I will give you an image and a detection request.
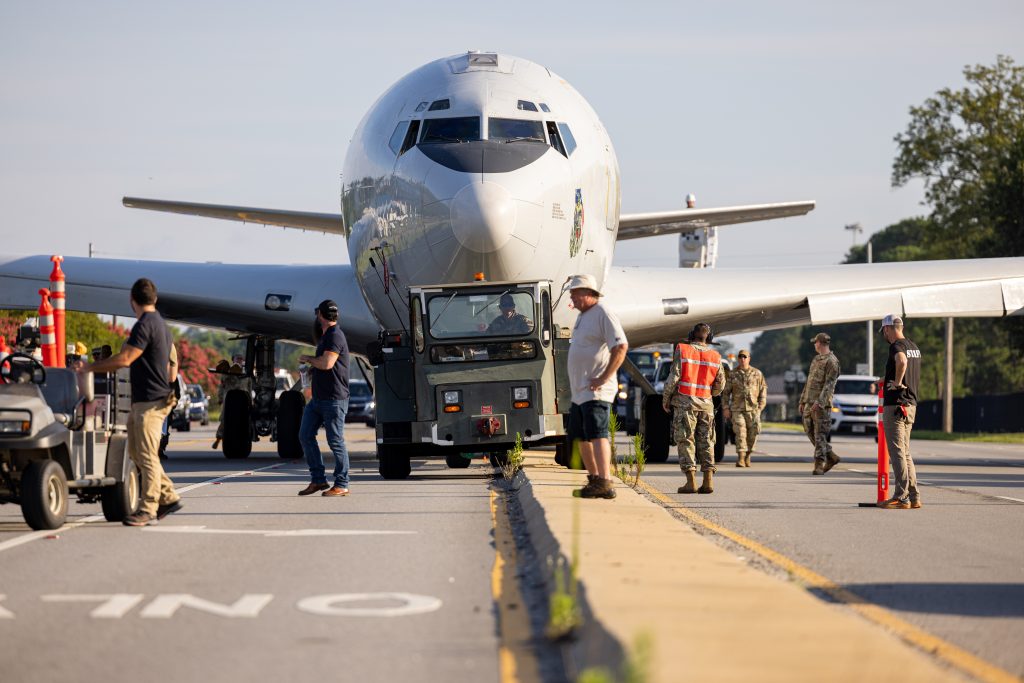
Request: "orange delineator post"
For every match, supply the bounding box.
[49,255,66,367]
[38,288,58,368]
[876,387,890,503]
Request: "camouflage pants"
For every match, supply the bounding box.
[732,410,760,455]
[801,406,835,462]
[671,397,716,473]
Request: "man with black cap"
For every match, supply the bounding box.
[721,348,766,467]
[296,299,352,497]
[799,332,841,475]
[877,314,923,509]
[487,292,534,335]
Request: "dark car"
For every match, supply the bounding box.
[168,374,193,432]
[346,379,375,426]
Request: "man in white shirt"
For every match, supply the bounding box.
[566,274,629,499]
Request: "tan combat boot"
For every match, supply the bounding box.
[735,453,744,468]
[677,471,698,494]
[812,461,824,475]
[744,451,752,467]
[698,470,714,494]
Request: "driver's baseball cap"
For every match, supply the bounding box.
[878,313,903,331]
[317,299,339,321]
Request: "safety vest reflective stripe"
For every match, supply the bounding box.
[675,343,721,399]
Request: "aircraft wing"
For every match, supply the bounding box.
[617,201,816,240]
[602,257,1024,347]
[122,197,346,235]
[0,255,380,351]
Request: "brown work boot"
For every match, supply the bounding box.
[698,470,714,494]
[910,499,923,509]
[822,452,841,473]
[298,482,330,496]
[877,498,911,509]
[322,486,350,497]
[572,475,598,498]
[677,470,698,494]
[812,461,825,475]
[580,477,616,499]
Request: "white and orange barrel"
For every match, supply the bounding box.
[38,288,58,368]
[49,255,66,367]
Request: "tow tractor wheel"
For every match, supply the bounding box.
[276,390,305,459]
[222,389,253,459]
[101,458,140,522]
[641,395,670,464]
[21,459,68,531]
[377,444,411,480]
[445,453,471,469]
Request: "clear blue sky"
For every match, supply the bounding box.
[2,1,1021,345]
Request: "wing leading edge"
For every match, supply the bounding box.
[602,258,1024,347]
[617,201,816,240]
[0,255,379,350]
[122,197,346,235]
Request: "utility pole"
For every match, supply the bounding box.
[944,317,954,433]
[866,240,873,377]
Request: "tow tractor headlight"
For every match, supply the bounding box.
[512,386,530,409]
[443,390,462,413]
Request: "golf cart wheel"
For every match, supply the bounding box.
[101,459,140,522]
[21,459,68,530]
[445,453,471,469]
[222,389,252,459]
[377,444,411,480]
[276,390,305,459]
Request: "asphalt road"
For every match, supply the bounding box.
[640,428,1024,677]
[0,423,504,683]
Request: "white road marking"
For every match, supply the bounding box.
[41,593,144,618]
[296,592,442,617]
[140,593,274,618]
[0,462,283,555]
[144,526,416,537]
[995,495,1024,504]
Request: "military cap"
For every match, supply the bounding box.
[809,332,831,345]
[878,313,904,331]
[215,359,231,373]
[737,349,750,358]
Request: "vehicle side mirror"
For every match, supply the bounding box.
[78,371,95,403]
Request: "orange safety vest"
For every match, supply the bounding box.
[675,343,721,399]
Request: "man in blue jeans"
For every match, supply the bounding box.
[297,299,351,497]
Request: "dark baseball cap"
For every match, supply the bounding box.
[499,293,515,308]
[317,299,339,321]
[810,332,831,345]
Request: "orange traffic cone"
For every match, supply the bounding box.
[38,288,58,368]
[49,255,66,367]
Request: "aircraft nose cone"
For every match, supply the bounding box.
[450,182,517,253]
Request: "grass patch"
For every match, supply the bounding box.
[578,631,654,683]
[497,432,525,480]
[616,433,646,489]
[911,431,1024,443]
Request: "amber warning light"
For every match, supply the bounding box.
[474,272,485,281]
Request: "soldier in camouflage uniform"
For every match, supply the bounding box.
[212,354,253,450]
[799,333,841,475]
[721,349,767,467]
[662,323,726,494]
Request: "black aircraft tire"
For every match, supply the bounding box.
[378,444,411,480]
[101,459,139,522]
[21,459,68,531]
[445,453,471,469]
[276,390,305,459]
[222,390,252,459]
[642,395,670,464]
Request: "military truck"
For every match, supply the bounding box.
[368,280,571,479]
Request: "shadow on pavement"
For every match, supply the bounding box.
[823,583,1024,617]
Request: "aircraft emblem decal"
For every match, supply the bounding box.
[570,188,584,257]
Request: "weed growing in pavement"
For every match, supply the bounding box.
[608,413,619,470]
[616,433,646,489]
[497,432,525,481]
[545,555,581,640]
[577,631,654,683]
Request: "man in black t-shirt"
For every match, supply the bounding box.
[877,314,923,510]
[81,278,182,526]
[296,299,352,497]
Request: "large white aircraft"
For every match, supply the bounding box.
[1,50,1021,369]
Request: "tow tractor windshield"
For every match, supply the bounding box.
[428,290,535,339]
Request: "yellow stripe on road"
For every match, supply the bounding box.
[490,489,539,683]
[635,480,1020,683]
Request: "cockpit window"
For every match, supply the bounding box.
[388,121,409,155]
[414,101,428,112]
[428,98,450,111]
[489,118,545,144]
[556,122,577,155]
[539,103,551,113]
[420,117,481,144]
[517,100,538,112]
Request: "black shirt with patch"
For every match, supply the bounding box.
[125,311,172,404]
[884,337,921,406]
[312,324,350,401]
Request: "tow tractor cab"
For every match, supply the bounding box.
[371,280,569,479]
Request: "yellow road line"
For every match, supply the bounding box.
[490,490,539,683]
[635,479,1020,683]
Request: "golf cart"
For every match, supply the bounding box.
[0,352,140,530]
